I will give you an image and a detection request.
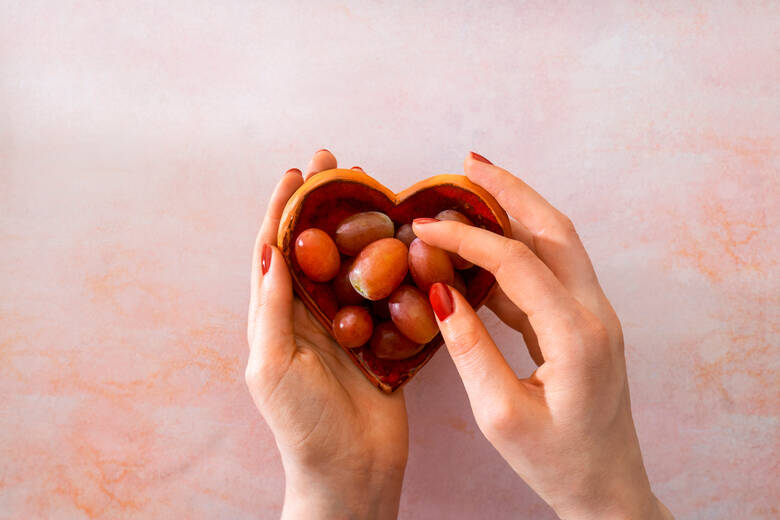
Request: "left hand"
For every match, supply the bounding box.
[246,150,408,520]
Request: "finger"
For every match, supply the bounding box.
[491,217,546,365]
[492,218,550,358]
[351,166,364,171]
[304,149,337,180]
[509,218,536,254]
[413,219,578,362]
[250,169,303,341]
[479,172,620,341]
[429,282,532,432]
[259,169,304,246]
[247,244,295,385]
[464,153,604,308]
[485,286,543,365]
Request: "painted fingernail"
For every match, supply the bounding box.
[470,151,493,165]
[316,148,330,154]
[351,166,363,171]
[429,282,454,321]
[413,217,439,225]
[261,244,272,275]
[286,168,302,176]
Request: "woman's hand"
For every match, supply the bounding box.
[413,153,673,520]
[246,150,408,520]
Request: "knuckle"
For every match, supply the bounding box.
[506,239,532,259]
[560,312,611,365]
[244,363,262,389]
[580,316,614,367]
[453,227,472,255]
[245,352,282,393]
[586,318,610,346]
[541,212,579,241]
[479,398,519,438]
[255,286,282,317]
[245,358,287,409]
[244,345,279,391]
[256,289,271,311]
[605,313,625,354]
[495,240,534,276]
[558,215,578,236]
[492,184,511,206]
[447,327,485,367]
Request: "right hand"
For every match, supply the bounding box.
[412,153,673,520]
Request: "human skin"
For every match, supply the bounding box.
[246,150,673,519]
[414,153,674,520]
[246,150,407,519]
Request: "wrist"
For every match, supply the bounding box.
[550,409,672,520]
[281,459,405,520]
[556,479,670,520]
[551,441,668,519]
[586,492,672,520]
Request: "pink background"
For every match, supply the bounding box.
[2,2,778,518]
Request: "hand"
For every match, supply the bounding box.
[413,153,673,520]
[246,150,408,520]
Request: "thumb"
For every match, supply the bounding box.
[246,243,296,396]
[429,283,527,428]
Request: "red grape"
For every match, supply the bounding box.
[451,271,467,296]
[349,238,408,300]
[435,209,472,224]
[435,209,474,269]
[332,261,365,305]
[332,306,373,348]
[334,211,394,255]
[408,238,454,293]
[395,223,416,247]
[371,298,391,320]
[388,285,439,343]
[369,321,424,360]
[294,228,340,282]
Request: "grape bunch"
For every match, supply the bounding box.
[293,210,475,360]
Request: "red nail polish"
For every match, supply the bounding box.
[351,166,364,171]
[316,148,330,154]
[286,168,302,176]
[413,217,439,225]
[261,244,272,275]
[470,151,493,165]
[429,282,454,321]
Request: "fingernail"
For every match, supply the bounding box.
[286,168,302,176]
[470,151,493,165]
[413,217,439,225]
[261,244,272,275]
[429,282,454,321]
[316,148,330,154]
[351,166,363,171]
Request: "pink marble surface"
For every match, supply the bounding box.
[2,2,778,518]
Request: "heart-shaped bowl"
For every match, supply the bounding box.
[277,169,510,392]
